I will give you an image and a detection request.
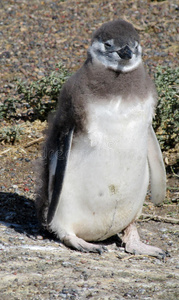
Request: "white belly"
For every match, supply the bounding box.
[50,97,153,241]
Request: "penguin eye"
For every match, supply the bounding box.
[135,41,138,49]
[104,42,112,49]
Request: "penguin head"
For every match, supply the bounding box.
[89,19,142,72]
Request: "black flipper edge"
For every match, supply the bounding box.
[47,128,74,224]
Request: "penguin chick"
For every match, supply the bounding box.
[36,19,166,258]
[89,19,142,72]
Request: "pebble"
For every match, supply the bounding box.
[0,1,178,300]
[138,288,146,294]
[12,185,18,189]
[61,261,73,267]
[0,243,6,250]
[160,228,168,232]
[161,234,168,239]
[171,198,178,203]
[36,235,43,240]
[58,293,67,299]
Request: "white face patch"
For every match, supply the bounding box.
[89,40,142,72]
[119,44,142,72]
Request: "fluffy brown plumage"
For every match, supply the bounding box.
[35,19,165,258]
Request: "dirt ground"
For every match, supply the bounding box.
[0,0,179,299]
[0,156,179,299]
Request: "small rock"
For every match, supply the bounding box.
[160,228,168,232]
[12,185,18,189]
[0,243,6,250]
[61,262,72,267]
[25,158,31,162]
[36,235,43,240]
[138,288,146,294]
[171,198,178,203]
[58,293,67,299]
[161,234,168,239]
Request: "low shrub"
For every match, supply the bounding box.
[0,64,178,151]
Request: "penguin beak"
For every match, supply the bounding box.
[117,45,133,60]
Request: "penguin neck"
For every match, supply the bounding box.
[83,57,148,100]
[85,54,145,79]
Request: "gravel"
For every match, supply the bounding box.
[0,0,178,299]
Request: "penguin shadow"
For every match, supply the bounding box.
[95,234,123,249]
[0,192,54,240]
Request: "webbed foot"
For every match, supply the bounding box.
[63,234,107,254]
[122,223,166,259]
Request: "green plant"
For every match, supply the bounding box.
[0,63,70,121]
[0,124,24,144]
[0,64,178,151]
[0,97,20,120]
[153,66,179,150]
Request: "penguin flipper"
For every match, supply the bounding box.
[47,128,74,224]
[147,125,166,204]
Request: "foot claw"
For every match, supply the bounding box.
[165,250,170,257]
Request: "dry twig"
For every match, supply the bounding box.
[24,137,44,148]
[117,254,155,261]
[0,148,12,156]
[140,214,179,224]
